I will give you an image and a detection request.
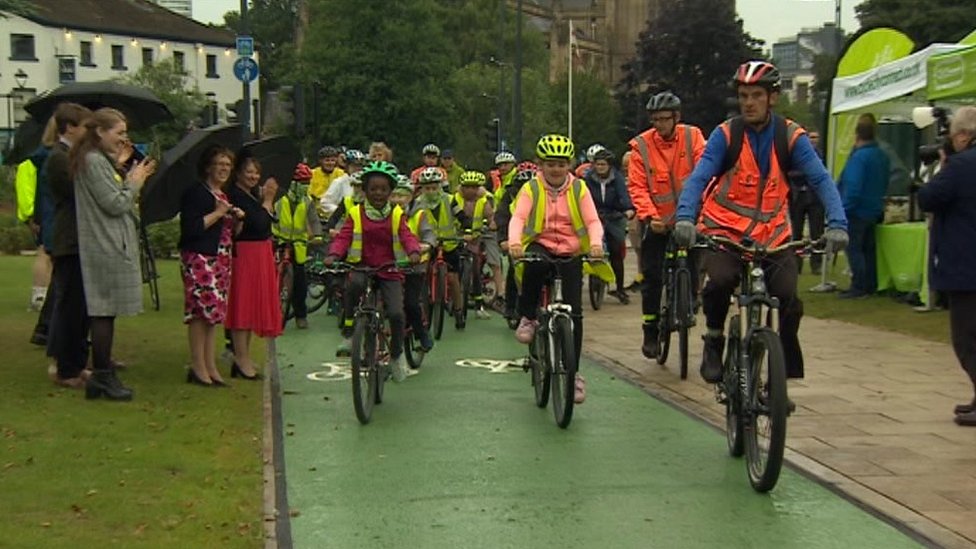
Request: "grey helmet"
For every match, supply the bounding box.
[645,91,682,113]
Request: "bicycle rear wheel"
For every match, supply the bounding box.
[744,328,788,493]
[432,265,447,340]
[459,256,471,326]
[588,275,605,311]
[305,274,328,315]
[279,263,294,327]
[725,316,745,457]
[404,331,425,369]
[350,318,377,424]
[550,315,578,429]
[676,270,692,379]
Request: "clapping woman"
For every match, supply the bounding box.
[70,108,156,401]
[225,153,281,379]
[179,145,242,387]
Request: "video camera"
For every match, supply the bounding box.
[912,106,953,165]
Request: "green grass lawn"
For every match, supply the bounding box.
[797,257,950,344]
[0,256,263,548]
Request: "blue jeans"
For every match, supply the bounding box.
[847,216,877,294]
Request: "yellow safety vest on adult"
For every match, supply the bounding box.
[346,204,407,264]
[273,192,311,264]
[454,192,489,232]
[309,166,346,200]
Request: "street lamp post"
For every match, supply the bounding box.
[2,69,28,134]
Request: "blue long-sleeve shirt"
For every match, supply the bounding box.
[839,141,889,220]
[676,115,847,231]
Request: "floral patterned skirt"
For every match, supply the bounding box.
[181,245,232,325]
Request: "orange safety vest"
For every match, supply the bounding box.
[629,124,701,225]
[698,119,804,247]
[574,162,591,178]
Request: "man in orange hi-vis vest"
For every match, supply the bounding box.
[674,61,849,390]
[627,91,705,360]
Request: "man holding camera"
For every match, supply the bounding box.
[917,106,976,426]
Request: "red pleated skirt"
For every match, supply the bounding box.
[225,240,283,337]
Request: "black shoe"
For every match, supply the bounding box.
[30,331,47,346]
[641,323,660,359]
[455,310,465,330]
[609,289,630,305]
[955,411,976,426]
[186,369,214,387]
[625,278,643,292]
[700,335,725,383]
[231,363,263,381]
[838,289,869,299]
[86,370,133,401]
[954,398,976,415]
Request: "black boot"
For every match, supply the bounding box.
[700,334,726,383]
[85,369,134,401]
[641,322,660,359]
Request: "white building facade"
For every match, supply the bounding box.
[0,0,254,134]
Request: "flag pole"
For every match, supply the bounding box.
[568,19,573,141]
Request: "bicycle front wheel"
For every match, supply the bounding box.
[350,318,377,425]
[305,275,328,315]
[432,265,447,340]
[744,328,788,492]
[530,330,551,408]
[656,282,671,366]
[725,316,745,457]
[550,315,578,429]
[588,275,605,311]
[676,269,692,379]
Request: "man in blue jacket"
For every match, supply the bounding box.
[838,114,889,298]
[917,106,976,425]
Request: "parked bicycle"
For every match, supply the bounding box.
[518,253,595,429]
[700,234,819,493]
[658,234,697,378]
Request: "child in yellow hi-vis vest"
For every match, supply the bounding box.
[325,161,421,382]
[455,170,496,319]
[508,134,604,404]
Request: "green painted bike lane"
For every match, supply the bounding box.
[274,312,923,549]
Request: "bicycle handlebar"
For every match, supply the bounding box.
[515,253,603,265]
[322,262,405,275]
[700,235,825,256]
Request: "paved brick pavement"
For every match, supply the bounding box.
[583,273,976,548]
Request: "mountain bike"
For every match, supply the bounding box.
[701,235,818,493]
[519,253,595,429]
[427,237,464,340]
[657,234,696,379]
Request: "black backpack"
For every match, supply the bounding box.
[719,115,794,178]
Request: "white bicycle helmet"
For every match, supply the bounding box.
[585,143,606,163]
[494,151,516,165]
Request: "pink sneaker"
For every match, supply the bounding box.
[574,375,586,404]
[514,317,538,344]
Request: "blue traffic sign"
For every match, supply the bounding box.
[233,57,259,83]
[236,36,254,57]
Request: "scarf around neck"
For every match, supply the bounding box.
[364,201,392,221]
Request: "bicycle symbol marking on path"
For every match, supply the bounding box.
[306,362,353,382]
[454,358,527,373]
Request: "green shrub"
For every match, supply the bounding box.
[0,213,34,254]
[145,219,180,259]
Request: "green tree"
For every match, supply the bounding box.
[121,59,207,149]
[617,0,762,137]
[0,0,32,16]
[550,71,624,158]
[855,0,976,45]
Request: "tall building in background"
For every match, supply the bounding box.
[151,0,193,19]
[771,22,844,102]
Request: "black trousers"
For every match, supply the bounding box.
[702,248,806,379]
[505,260,518,314]
[606,226,627,293]
[48,254,90,378]
[342,272,405,359]
[788,188,825,272]
[291,261,308,319]
[33,278,55,338]
[949,292,976,391]
[517,243,584,370]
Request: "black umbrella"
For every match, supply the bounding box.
[240,135,301,199]
[25,81,173,130]
[140,124,244,225]
[2,117,45,166]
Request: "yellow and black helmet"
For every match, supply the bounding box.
[459,170,487,186]
[535,133,575,160]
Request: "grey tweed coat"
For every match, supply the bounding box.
[75,150,143,317]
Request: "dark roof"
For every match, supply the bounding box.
[23,0,235,47]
